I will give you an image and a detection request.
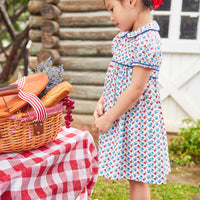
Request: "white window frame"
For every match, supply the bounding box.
[153,0,200,53]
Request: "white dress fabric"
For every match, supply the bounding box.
[98,21,171,185]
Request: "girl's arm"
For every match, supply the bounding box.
[93,94,104,120]
[94,66,152,133]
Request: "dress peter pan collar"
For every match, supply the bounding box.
[119,21,160,39]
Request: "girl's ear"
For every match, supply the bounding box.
[129,0,137,8]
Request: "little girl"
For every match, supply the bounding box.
[93,0,171,199]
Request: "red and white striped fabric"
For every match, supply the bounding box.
[16,76,47,122]
[0,127,98,200]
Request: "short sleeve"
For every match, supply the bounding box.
[130,31,162,70]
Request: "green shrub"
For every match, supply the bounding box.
[169,119,200,166]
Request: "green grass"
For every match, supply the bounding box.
[90,176,200,200]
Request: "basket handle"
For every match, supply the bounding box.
[16,76,47,122]
[0,84,18,97]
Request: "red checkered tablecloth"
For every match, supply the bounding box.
[0,127,98,200]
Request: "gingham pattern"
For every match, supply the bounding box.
[0,127,98,200]
[98,21,170,185]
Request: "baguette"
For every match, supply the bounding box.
[40,81,72,107]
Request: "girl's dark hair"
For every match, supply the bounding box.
[142,0,154,10]
[107,0,154,10]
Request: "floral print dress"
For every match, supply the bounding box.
[98,21,171,185]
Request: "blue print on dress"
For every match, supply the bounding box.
[98,21,170,185]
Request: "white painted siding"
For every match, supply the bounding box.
[159,47,200,132]
[152,0,200,132]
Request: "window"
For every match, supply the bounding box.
[182,0,199,12]
[180,16,198,39]
[153,15,170,38]
[180,0,199,39]
[153,0,200,40]
[153,0,171,38]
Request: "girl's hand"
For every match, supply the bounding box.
[93,101,104,120]
[94,114,113,134]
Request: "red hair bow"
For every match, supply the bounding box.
[152,0,163,10]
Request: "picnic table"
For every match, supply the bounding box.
[0,127,98,200]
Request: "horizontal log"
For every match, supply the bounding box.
[28,1,44,14]
[69,85,103,100]
[29,12,114,29]
[41,3,61,20]
[59,12,113,27]
[29,28,118,42]
[63,71,105,85]
[59,27,119,40]
[29,29,42,42]
[72,99,97,115]
[41,20,60,35]
[29,42,42,56]
[60,57,110,71]
[28,28,118,42]
[70,114,94,127]
[29,16,44,28]
[37,49,60,64]
[58,0,105,12]
[44,0,60,4]
[41,35,59,48]
[28,56,39,69]
[30,40,112,57]
[59,40,112,57]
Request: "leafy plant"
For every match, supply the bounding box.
[0,0,29,48]
[0,0,30,82]
[169,119,200,166]
[32,57,64,97]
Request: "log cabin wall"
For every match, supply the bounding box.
[29,0,200,133]
[28,0,117,126]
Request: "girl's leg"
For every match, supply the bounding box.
[128,180,150,200]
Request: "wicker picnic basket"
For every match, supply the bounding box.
[0,103,63,154]
[0,73,71,154]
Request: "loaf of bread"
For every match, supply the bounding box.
[40,81,72,107]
